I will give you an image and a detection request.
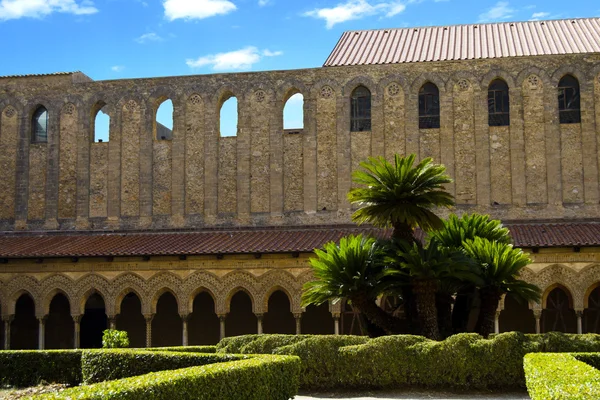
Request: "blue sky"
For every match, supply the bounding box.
[1,0,598,139]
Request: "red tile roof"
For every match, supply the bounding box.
[0,222,598,259]
[324,18,600,67]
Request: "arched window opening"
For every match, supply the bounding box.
[46,293,74,349]
[499,293,535,333]
[263,290,295,334]
[225,291,256,337]
[541,287,576,333]
[116,292,146,348]
[283,93,304,133]
[340,299,368,335]
[32,106,48,143]
[189,292,220,345]
[558,75,581,124]
[11,294,38,349]
[301,303,334,334]
[419,83,440,129]
[80,293,107,348]
[94,108,110,143]
[488,79,510,126]
[156,99,174,140]
[152,292,182,347]
[220,97,238,137]
[584,286,600,333]
[350,86,371,132]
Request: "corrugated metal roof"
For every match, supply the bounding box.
[0,222,598,259]
[324,18,600,66]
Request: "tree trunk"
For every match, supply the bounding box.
[452,286,476,334]
[436,291,454,339]
[401,285,419,334]
[475,287,502,337]
[350,292,404,335]
[392,222,415,244]
[412,279,440,340]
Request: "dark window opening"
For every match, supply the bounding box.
[558,75,581,124]
[350,86,371,132]
[419,83,440,129]
[488,79,510,126]
[32,106,48,143]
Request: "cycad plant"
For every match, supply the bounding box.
[348,154,454,243]
[301,234,403,334]
[462,237,541,337]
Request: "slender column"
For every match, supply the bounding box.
[144,314,154,348]
[533,309,542,334]
[576,310,583,334]
[218,314,227,340]
[494,311,501,334]
[3,316,13,350]
[333,313,340,335]
[256,314,263,334]
[294,313,302,335]
[38,316,47,350]
[108,317,117,330]
[73,315,81,349]
[181,314,189,346]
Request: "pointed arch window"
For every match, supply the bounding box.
[488,79,510,126]
[350,86,371,132]
[418,83,440,129]
[558,75,581,124]
[32,106,48,143]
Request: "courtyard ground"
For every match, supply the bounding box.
[295,389,530,400]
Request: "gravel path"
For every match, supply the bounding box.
[294,389,530,400]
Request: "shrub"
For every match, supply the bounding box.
[524,353,600,399]
[215,334,263,353]
[147,345,217,353]
[81,349,241,384]
[34,354,301,400]
[0,350,82,387]
[102,329,129,349]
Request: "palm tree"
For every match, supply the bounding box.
[301,234,403,334]
[462,237,541,337]
[385,239,479,340]
[430,213,512,334]
[347,154,455,244]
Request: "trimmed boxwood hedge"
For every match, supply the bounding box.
[147,345,217,353]
[0,350,82,387]
[33,354,301,400]
[82,349,242,383]
[224,332,600,390]
[524,353,600,399]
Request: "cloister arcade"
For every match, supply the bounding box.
[1,262,599,349]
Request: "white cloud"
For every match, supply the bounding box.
[258,0,270,6]
[530,11,550,20]
[163,0,236,21]
[0,0,97,21]
[111,65,125,72]
[478,1,514,22]
[186,46,282,71]
[303,0,407,29]
[135,32,164,44]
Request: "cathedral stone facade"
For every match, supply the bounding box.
[1,18,600,349]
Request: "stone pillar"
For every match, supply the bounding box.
[533,309,542,334]
[576,310,583,334]
[294,313,302,335]
[38,316,47,350]
[108,317,116,330]
[218,315,227,340]
[144,314,154,348]
[333,313,340,335]
[181,314,189,346]
[73,315,81,349]
[3,316,13,350]
[256,314,263,335]
[494,311,501,334]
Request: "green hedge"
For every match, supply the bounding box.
[146,345,217,353]
[219,332,600,390]
[524,353,600,399]
[0,350,82,387]
[33,354,301,400]
[82,349,241,383]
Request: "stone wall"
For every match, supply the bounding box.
[1,54,600,231]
